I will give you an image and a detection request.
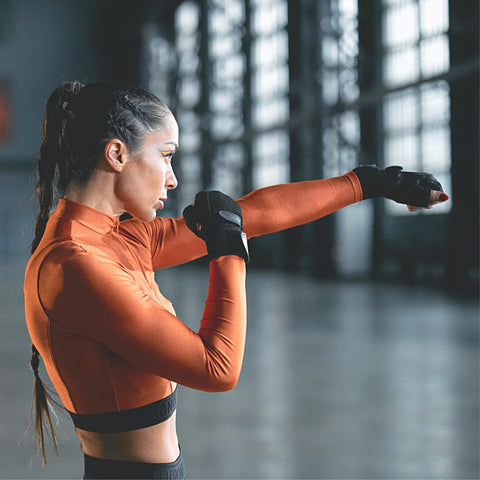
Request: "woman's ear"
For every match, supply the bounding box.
[104,139,128,172]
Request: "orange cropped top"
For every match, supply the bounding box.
[24,171,362,430]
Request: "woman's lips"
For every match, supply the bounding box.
[156,198,167,209]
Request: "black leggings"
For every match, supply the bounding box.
[83,452,187,479]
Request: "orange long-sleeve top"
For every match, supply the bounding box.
[24,171,362,415]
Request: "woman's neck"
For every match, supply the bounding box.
[64,173,124,219]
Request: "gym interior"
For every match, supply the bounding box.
[0,1,478,478]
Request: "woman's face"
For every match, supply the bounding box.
[117,116,179,222]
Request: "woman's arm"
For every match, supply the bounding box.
[239,170,362,238]
[148,171,362,268]
[38,246,246,393]
[147,167,447,268]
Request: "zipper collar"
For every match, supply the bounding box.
[52,198,121,235]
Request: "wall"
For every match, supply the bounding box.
[0,0,101,255]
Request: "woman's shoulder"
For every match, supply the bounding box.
[25,240,95,297]
[33,239,115,276]
[119,215,171,246]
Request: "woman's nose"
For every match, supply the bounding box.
[166,165,178,190]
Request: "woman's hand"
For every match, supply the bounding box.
[353,165,450,210]
[183,191,249,262]
[407,190,449,212]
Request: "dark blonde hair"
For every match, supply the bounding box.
[28,80,172,465]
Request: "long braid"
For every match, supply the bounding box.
[30,141,57,254]
[31,81,83,254]
[27,81,84,465]
[28,137,60,463]
[27,345,62,466]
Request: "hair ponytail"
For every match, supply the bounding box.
[27,345,61,466]
[31,81,84,254]
[28,81,83,465]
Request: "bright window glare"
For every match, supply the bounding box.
[420,35,450,77]
[384,47,420,88]
[384,89,418,131]
[384,133,419,171]
[421,82,450,124]
[420,0,449,34]
[174,1,203,208]
[422,127,451,171]
[253,130,290,188]
[383,1,419,47]
[339,0,358,15]
[175,1,198,32]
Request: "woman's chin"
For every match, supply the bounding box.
[145,209,158,222]
[154,199,165,210]
[128,208,157,223]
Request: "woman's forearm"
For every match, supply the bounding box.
[238,170,363,238]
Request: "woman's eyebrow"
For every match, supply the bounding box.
[163,141,178,150]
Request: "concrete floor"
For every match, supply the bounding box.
[0,257,478,479]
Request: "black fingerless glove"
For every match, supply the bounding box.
[183,191,249,262]
[353,165,444,207]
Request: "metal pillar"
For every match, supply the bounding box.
[448,0,479,294]
[95,0,154,86]
[242,0,254,195]
[199,0,213,190]
[287,0,332,276]
[357,0,383,277]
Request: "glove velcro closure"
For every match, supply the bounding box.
[352,165,387,199]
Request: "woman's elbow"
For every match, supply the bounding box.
[204,362,242,392]
[209,371,240,392]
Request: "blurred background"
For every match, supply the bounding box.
[0,0,478,478]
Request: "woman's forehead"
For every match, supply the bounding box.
[145,122,179,149]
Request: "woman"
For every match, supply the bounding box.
[24,80,448,479]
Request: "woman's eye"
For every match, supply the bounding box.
[161,151,175,162]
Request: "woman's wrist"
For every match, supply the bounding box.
[352,165,389,199]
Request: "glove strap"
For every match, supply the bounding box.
[353,165,386,199]
[353,165,405,199]
[207,228,249,263]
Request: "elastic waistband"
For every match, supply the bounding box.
[69,387,177,433]
[83,450,186,479]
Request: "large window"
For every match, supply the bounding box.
[251,0,290,189]
[145,0,453,260]
[174,1,203,211]
[147,0,290,212]
[321,0,360,179]
[382,0,451,215]
[207,0,247,196]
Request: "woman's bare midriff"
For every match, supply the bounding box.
[75,411,179,464]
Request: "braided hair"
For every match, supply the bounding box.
[28,80,172,465]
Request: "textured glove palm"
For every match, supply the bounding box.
[353,165,444,207]
[183,191,249,262]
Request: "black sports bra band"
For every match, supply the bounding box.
[68,388,177,433]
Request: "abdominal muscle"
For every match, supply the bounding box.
[75,411,180,464]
